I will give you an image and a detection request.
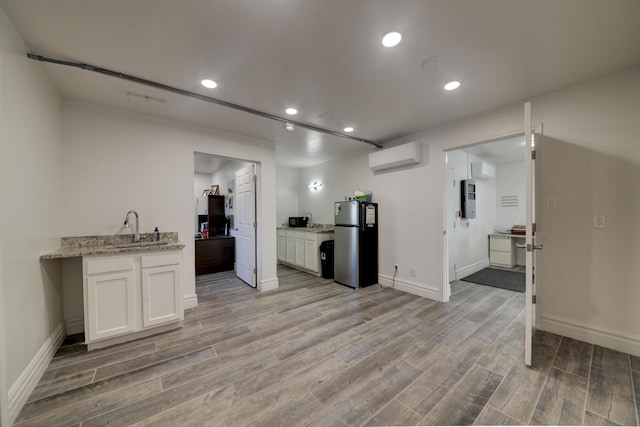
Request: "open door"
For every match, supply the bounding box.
[522,102,543,366]
[235,164,257,287]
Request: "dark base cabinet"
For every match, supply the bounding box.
[195,236,235,275]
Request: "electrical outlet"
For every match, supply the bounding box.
[409,267,416,277]
[594,214,606,228]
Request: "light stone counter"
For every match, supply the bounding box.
[40,232,185,259]
[277,225,335,234]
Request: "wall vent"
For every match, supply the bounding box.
[500,195,519,208]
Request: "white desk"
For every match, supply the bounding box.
[488,234,525,268]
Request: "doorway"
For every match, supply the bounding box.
[444,135,527,294]
[194,152,258,288]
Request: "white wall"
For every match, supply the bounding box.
[446,151,496,277]
[298,145,443,300]
[0,7,64,425]
[194,172,211,231]
[495,161,526,230]
[398,66,640,355]
[276,166,299,227]
[61,100,279,302]
[495,161,526,265]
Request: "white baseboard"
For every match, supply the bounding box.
[65,317,84,335]
[183,293,198,309]
[456,258,490,280]
[259,277,279,292]
[540,314,640,357]
[378,274,440,301]
[8,322,65,424]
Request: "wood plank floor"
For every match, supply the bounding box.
[16,265,640,426]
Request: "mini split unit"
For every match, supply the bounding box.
[471,162,495,180]
[368,141,421,171]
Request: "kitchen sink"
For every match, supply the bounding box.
[111,241,169,248]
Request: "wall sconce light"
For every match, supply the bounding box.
[308,181,323,191]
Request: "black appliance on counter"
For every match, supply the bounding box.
[288,216,308,227]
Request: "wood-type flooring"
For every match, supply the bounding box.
[16,265,640,426]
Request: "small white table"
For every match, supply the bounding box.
[488,233,525,268]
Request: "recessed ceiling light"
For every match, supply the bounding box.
[285,107,298,115]
[284,123,295,132]
[444,81,461,91]
[343,127,354,133]
[382,32,402,47]
[201,79,217,89]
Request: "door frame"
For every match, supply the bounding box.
[193,152,261,287]
[441,131,526,303]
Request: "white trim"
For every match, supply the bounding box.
[87,322,181,351]
[183,293,198,309]
[540,314,640,357]
[8,322,65,424]
[65,317,84,335]
[258,277,279,292]
[455,258,490,280]
[379,274,440,301]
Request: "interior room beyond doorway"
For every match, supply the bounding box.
[193,152,258,287]
[445,135,527,294]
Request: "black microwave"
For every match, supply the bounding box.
[288,217,308,227]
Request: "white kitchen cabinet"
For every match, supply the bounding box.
[285,230,295,264]
[489,234,517,268]
[294,232,305,267]
[277,229,286,262]
[141,253,182,328]
[86,266,136,341]
[278,228,334,275]
[84,250,183,348]
[304,237,318,272]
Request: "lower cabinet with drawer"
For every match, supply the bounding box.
[489,235,517,268]
[84,251,183,349]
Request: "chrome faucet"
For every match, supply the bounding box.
[123,210,140,242]
[305,211,313,227]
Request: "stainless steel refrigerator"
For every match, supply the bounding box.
[334,200,378,288]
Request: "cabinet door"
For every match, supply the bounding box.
[277,235,286,261]
[141,264,182,328]
[295,236,305,266]
[86,270,136,341]
[286,236,295,264]
[304,237,319,272]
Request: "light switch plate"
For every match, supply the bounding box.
[594,214,606,228]
[546,197,557,210]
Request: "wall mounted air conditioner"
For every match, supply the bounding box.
[368,141,421,172]
[471,162,495,180]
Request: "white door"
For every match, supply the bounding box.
[235,165,256,287]
[523,102,543,366]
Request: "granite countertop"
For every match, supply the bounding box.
[278,225,335,234]
[195,235,235,241]
[40,232,185,260]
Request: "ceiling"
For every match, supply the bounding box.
[3,0,640,169]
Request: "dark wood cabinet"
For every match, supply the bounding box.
[208,195,226,236]
[195,236,235,275]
